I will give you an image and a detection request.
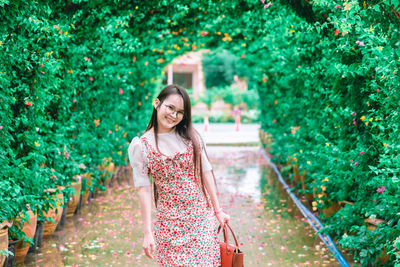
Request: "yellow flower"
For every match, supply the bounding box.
[325,143,330,146]
[369,118,373,122]
[360,116,366,121]
[118,151,122,155]
[365,122,368,126]
[312,201,317,207]
[300,150,303,153]
[35,142,40,147]
[83,155,86,158]
[383,143,388,147]
[307,161,311,165]
[321,185,326,191]
[323,177,329,182]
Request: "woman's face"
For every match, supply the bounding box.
[153,94,185,133]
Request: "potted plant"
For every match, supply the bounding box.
[43,187,64,238]
[0,221,12,266]
[66,175,82,217]
[13,205,37,264]
[0,178,30,265]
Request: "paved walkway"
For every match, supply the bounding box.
[193,123,261,146]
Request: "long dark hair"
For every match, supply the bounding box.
[145,84,216,208]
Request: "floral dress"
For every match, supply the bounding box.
[128,129,221,267]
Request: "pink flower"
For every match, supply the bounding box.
[0,126,2,130]
[272,119,276,123]
[351,112,356,116]
[353,118,357,125]
[394,70,396,75]
[355,40,365,47]
[377,186,386,194]
[78,163,86,169]
[64,151,70,160]
[264,2,272,8]
[119,88,123,95]
[108,130,112,134]
[261,0,265,3]
[201,31,208,37]
[59,30,63,35]
[353,162,358,166]
[335,5,342,9]
[73,99,76,103]
[360,151,364,155]
[89,77,93,81]
[377,89,380,92]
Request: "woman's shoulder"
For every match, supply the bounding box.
[129,132,150,148]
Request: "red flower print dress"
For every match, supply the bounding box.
[128,130,221,267]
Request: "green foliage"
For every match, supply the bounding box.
[202,48,252,88]
[0,0,399,264]
[257,0,400,265]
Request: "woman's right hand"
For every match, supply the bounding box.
[142,232,155,259]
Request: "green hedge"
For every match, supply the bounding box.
[257,1,400,265]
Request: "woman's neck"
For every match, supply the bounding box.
[151,127,175,134]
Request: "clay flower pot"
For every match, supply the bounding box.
[0,221,12,266]
[67,180,82,218]
[14,208,37,264]
[43,187,64,238]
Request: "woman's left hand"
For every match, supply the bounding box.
[216,211,230,228]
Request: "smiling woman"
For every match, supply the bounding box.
[128,84,230,266]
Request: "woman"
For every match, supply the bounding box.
[128,84,230,266]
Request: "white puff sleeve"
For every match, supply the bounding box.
[127,137,152,188]
[198,133,213,172]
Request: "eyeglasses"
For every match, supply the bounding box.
[161,102,185,118]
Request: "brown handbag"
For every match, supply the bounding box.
[217,223,244,267]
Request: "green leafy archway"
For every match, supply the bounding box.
[1,0,399,264]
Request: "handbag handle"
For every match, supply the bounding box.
[217,223,240,250]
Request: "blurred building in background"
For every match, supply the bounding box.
[163,49,209,97]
